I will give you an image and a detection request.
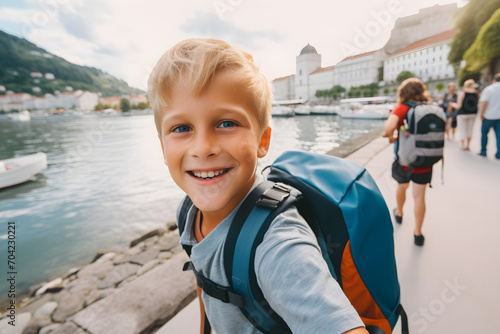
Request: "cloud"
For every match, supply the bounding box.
[180,11,283,49]
[59,11,96,41]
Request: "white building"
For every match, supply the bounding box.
[294,44,322,100]
[309,66,336,97]
[383,29,458,83]
[0,93,32,112]
[272,45,382,101]
[271,75,295,101]
[1,91,98,111]
[333,50,385,90]
[56,90,98,111]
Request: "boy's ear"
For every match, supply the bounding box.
[158,136,167,166]
[257,127,271,158]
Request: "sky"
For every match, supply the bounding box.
[0,0,467,91]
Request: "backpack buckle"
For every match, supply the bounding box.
[256,182,292,209]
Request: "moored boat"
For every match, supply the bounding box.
[271,106,294,117]
[310,105,340,115]
[8,110,31,121]
[0,152,47,189]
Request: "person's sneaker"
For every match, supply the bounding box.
[414,234,425,246]
[478,152,487,157]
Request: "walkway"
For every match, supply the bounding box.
[159,118,500,333]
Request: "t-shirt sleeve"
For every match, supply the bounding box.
[479,86,491,103]
[390,104,411,127]
[254,206,364,334]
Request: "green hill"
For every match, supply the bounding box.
[0,30,143,97]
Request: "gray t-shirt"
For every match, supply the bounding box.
[178,181,364,334]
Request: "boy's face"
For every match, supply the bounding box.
[158,70,271,221]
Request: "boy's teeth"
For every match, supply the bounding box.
[192,169,227,179]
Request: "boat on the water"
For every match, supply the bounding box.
[293,105,311,116]
[271,106,294,117]
[8,110,31,121]
[338,97,394,120]
[0,152,47,189]
[310,105,340,115]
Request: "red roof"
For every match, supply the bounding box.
[272,74,294,82]
[390,29,459,57]
[311,65,335,75]
[339,50,378,63]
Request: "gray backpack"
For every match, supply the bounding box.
[397,102,446,168]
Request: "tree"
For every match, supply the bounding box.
[383,88,389,94]
[448,0,500,65]
[396,71,416,84]
[120,98,131,112]
[462,8,500,74]
[436,83,445,92]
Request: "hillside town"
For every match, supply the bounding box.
[0,88,148,114]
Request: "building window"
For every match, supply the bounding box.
[299,70,302,76]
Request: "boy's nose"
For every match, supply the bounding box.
[189,131,220,158]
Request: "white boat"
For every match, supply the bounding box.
[310,105,340,115]
[8,110,31,121]
[338,105,390,120]
[0,152,47,189]
[271,106,294,117]
[338,97,393,120]
[293,105,311,116]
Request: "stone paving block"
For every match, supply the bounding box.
[0,312,31,334]
[49,321,88,334]
[39,323,61,334]
[33,301,58,319]
[52,290,87,323]
[97,263,140,289]
[137,259,159,276]
[72,253,196,334]
[158,231,180,251]
[128,247,160,266]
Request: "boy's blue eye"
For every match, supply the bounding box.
[173,125,191,133]
[218,121,236,128]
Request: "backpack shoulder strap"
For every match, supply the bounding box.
[178,195,193,256]
[223,181,298,334]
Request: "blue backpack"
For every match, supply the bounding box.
[179,151,408,334]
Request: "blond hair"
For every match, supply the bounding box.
[148,38,272,135]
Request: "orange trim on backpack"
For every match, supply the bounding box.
[341,240,391,334]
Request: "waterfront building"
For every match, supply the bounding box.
[271,3,458,102]
[271,74,295,101]
[0,93,32,112]
[383,29,458,84]
[332,50,385,90]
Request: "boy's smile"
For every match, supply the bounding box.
[159,70,271,227]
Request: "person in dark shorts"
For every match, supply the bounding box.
[382,78,433,246]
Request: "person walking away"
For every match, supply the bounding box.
[452,79,480,150]
[441,82,457,140]
[478,73,500,159]
[382,78,434,246]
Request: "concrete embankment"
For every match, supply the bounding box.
[0,226,197,334]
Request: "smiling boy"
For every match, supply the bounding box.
[148,38,367,334]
